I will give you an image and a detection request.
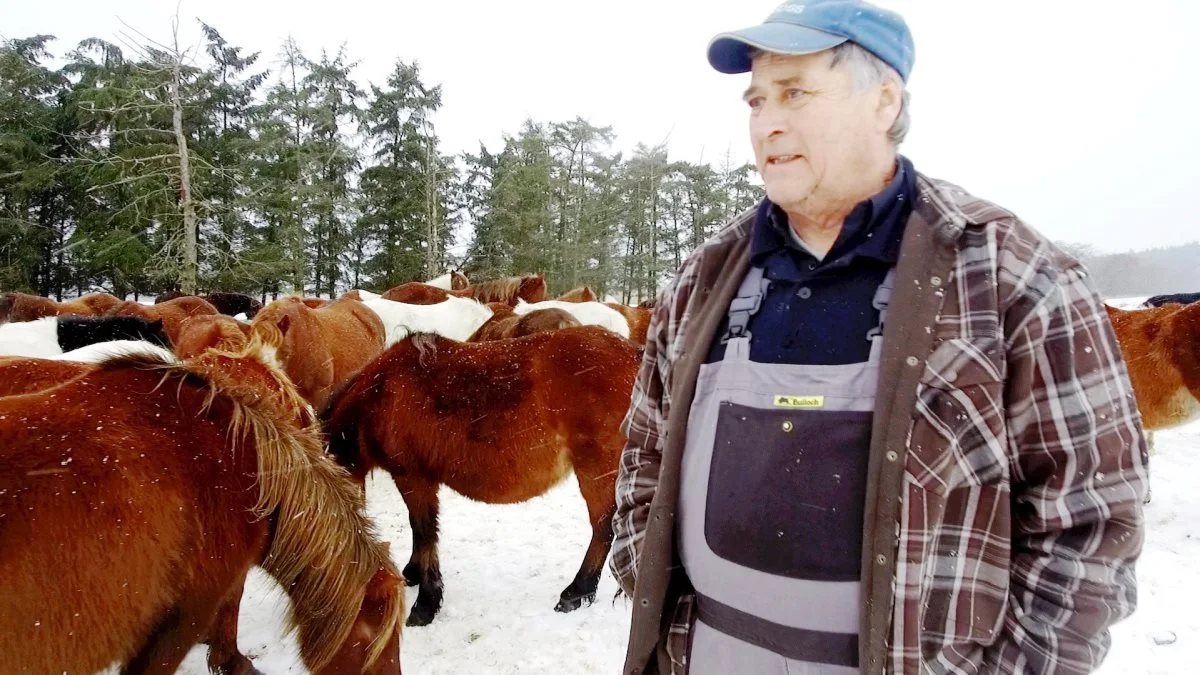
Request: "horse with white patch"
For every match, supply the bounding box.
[0,315,170,358]
[361,297,495,347]
[512,300,630,340]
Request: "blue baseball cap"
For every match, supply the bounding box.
[707,0,915,82]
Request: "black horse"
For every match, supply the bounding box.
[1143,291,1200,308]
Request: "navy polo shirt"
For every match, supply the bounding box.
[707,156,917,365]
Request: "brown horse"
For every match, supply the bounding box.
[450,270,469,290]
[1106,302,1200,431]
[321,325,642,626]
[0,340,403,675]
[108,296,220,347]
[157,291,264,319]
[174,313,252,359]
[252,295,386,407]
[468,303,581,341]
[0,357,92,396]
[384,274,548,306]
[604,302,652,345]
[558,286,597,303]
[0,291,123,323]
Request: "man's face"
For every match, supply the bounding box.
[745,50,890,213]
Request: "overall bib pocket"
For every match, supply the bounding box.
[704,401,871,581]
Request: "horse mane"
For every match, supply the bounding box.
[93,340,401,671]
[467,274,545,305]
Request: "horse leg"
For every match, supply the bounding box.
[556,462,618,613]
[395,476,444,627]
[120,594,225,675]
[204,577,262,675]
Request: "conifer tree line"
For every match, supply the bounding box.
[0,23,763,303]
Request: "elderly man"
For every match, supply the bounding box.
[609,1,1149,674]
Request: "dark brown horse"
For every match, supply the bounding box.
[0,340,404,675]
[468,303,581,341]
[157,291,264,318]
[321,325,641,626]
[384,274,548,306]
[0,291,123,323]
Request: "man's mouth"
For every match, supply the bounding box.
[767,154,801,165]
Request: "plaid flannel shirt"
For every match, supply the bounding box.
[610,173,1149,674]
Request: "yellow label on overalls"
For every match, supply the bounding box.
[773,395,825,409]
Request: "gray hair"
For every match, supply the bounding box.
[750,42,912,145]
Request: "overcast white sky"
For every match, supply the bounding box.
[5,0,1199,253]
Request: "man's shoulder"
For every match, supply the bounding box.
[917,172,1093,314]
[918,172,1084,275]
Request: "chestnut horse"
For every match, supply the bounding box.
[0,291,123,323]
[0,342,403,675]
[156,291,264,318]
[558,286,597,303]
[321,325,642,626]
[1106,303,1200,431]
[605,302,652,345]
[108,296,220,346]
[174,313,252,359]
[384,273,548,306]
[361,296,495,347]
[512,299,631,339]
[0,357,92,396]
[468,303,581,341]
[252,295,386,406]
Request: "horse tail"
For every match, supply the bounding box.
[410,332,440,367]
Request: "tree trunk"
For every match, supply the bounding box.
[171,52,198,295]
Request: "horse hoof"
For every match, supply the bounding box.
[402,562,422,587]
[554,591,596,613]
[406,604,437,627]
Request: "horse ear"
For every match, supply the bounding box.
[277,314,291,335]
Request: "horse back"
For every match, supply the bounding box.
[0,365,266,674]
[382,282,450,305]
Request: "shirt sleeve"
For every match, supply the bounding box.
[986,263,1150,673]
[609,288,674,598]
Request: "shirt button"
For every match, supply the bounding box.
[797,287,812,299]
[886,450,898,462]
[930,275,943,287]
[905,356,919,367]
[876,554,887,566]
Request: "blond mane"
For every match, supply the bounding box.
[95,337,401,671]
[466,274,543,304]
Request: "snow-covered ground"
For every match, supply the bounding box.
[169,420,1197,674]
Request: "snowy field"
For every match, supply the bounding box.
[169,292,1194,673]
[168,421,1198,674]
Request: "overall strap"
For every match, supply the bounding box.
[866,266,897,361]
[721,266,770,344]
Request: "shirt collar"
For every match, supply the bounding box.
[750,155,915,266]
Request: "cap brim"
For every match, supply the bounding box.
[707,23,848,74]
